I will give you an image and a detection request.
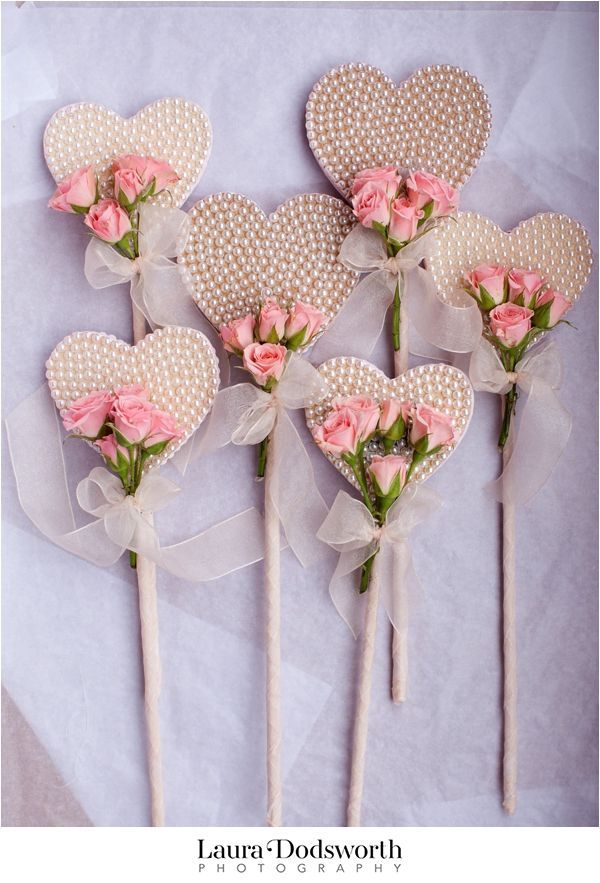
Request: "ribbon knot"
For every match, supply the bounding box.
[317,483,442,638]
[469,338,571,505]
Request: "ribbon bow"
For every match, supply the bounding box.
[469,338,571,505]
[177,353,330,567]
[6,385,265,580]
[317,484,442,638]
[84,203,194,328]
[312,224,482,362]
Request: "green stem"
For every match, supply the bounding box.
[129,550,137,569]
[351,456,376,517]
[498,385,517,449]
[131,207,140,257]
[392,280,401,352]
[257,436,268,478]
[359,554,376,593]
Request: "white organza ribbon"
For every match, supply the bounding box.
[6,385,265,580]
[312,224,482,362]
[317,484,442,638]
[470,338,571,506]
[83,202,200,328]
[178,353,329,567]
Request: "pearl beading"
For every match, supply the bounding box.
[178,192,359,332]
[306,63,491,197]
[306,358,473,490]
[428,212,593,305]
[46,327,219,471]
[44,99,212,207]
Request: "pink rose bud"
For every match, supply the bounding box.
[94,434,128,468]
[258,298,288,342]
[242,342,287,386]
[368,454,409,497]
[351,166,400,198]
[335,394,380,442]
[48,165,97,213]
[379,398,411,437]
[312,407,360,457]
[406,170,459,218]
[220,315,256,355]
[533,288,573,329]
[62,390,114,438]
[112,155,179,196]
[84,198,132,244]
[144,408,183,449]
[489,302,534,348]
[388,197,423,244]
[464,264,507,308]
[112,393,155,444]
[352,182,392,229]
[143,157,179,194]
[284,301,326,348]
[114,168,145,207]
[508,268,545,308]
[409,404,457,454]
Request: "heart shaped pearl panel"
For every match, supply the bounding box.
[428,212,593,305]
[306,358,473,490]
[46,327,219,470]
[306,63,491,198]
[44,99,212,207]
[178,192,359,332]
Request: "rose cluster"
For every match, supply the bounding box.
[62,384,182,492]
[463,265,572,349]
[220,298,326,389]
[48,155,179,258]
[351,166,459,245]
[312,394,456,592]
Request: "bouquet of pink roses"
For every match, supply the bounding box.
[49,154,179,259]
[463,264,572,447]
[62,383,182,567]
[313,393,457,592]
[219,297,326,476]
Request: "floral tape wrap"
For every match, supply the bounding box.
[312,224,482,362]
[317,484,442,638]
[469,338,571,506]
[6,385,265,579]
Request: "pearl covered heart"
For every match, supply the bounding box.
[306,358,473,488]
[44,98,212,208]
[178,191,359,334]
[428,211,593,306]
[46,326,219,470]
[306,63,491,198]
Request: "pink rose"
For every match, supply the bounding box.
[335,394,380,442]
[258,298,288,342]
[379,398,411,434]
[48,165,97,213]
[114,168,145,206]
[94,434,128,468]
[351,166,400,198]
[409,404,457,453]
[84,198,132,244]
[406,170,459,217]
[62,390,114,438]
[144,408,182,448]
[368,454,409,496]
[312,407,360,457]
[464,264,507,307]
[508,268,545,308]
[220,315,256,355]
[242,342,287,386]
[388,197,423,244]
[489,302,534,348]
[533,289,572,328]
[112,155,179,196]
[284,301,326,347]
[352,182,392,229]
[112,393,155,444]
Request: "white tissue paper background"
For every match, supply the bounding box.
[1,1,597,827]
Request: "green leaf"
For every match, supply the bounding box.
[71,203,90,215]
[371,220,388,239]
[385,416,406,441]
[417,200,434,227]
[478,284,499,312]
[265,326,281,344]
[387,236,407,252]
[143,440,169,456]
[110,426,135,448]
[532,299,553,329]
[285,325,308,351]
